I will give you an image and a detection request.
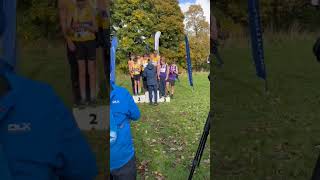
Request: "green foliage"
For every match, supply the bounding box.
[214,0,320,36]
[17,0,60,40]
[184,5,210,71]
[111,0,185,67]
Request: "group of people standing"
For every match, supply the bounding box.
[59,0,109,107]
[127,51,179,105]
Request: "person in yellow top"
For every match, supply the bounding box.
[58,0,81,106]
[68,0,98,106]
[128,54,135,94]
[132,57,142,95]
[151,50,160,67]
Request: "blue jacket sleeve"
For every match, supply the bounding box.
[126,91,140,121]
[53,96,98,180]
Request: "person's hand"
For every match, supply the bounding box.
[67,40,76,52]
[165,77,168,81]
[157,76,160,80]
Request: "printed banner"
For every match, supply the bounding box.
[2,0,17,69]
[110,36,118,83]
[248,0,267,80]
[185,35,194,87]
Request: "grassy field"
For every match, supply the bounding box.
[117,73,210,179]
[16,42,210,179]
[212,35,320,179]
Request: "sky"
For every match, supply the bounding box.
[179,0,210,24]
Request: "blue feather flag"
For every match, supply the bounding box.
[248,0,267,81]
[185,35,193,87]
[2,0,17,70]
[110,36,118,83]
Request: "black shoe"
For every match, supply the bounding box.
[90,99,97,107]
[78,100,87,109]
[149,102,153,105]
[154,102,159,106]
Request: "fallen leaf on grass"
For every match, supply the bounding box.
[153,171,165,180]
[138,160,150,175]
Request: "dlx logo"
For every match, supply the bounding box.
[112,100,120,104]
[8,123,31,132]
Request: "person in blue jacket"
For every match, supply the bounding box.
[0,2,98,179]
[143,60,158,106]
[110,80,141,180]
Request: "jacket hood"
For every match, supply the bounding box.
[147,61,154,70]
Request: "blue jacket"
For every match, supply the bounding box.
[110,83,140,171]
[143,61,157,86]
[0,70,97,180]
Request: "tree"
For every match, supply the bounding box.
[111,0,185,71]
[184,5,209,36]
[184,5,210,71]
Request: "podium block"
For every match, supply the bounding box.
[133,91,170,103]
[73,105,108,131]
[132,94,146,103]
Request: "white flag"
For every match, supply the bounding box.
[154,31,161,53]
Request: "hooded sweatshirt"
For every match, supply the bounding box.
[0,66,97,180]
[143,62,157,86]
[110,82,140,171]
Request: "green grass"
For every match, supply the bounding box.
[16,42,210,179]
[117,73,210,179]
[212,37,320,179]
[17,42,107,179]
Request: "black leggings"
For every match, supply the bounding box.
[66,45,80,104]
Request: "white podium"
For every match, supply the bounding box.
[73,105,108,131]
[133,91,170,103]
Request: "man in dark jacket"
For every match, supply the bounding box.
[143,61,158,106]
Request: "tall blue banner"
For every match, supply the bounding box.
[2,0,17,69]
[110,36,118,83]
[185,35,193,87]
[248,0,266,80]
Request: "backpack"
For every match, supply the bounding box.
[313,37,320,62]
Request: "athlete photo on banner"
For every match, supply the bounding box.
[110,0,210,179]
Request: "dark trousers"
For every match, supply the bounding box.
[159,76,166,97]
[66,46,80,104]
[148,85,158,103]
[110,156,137,180]
[131,77,135,94]
[142,77,148,92]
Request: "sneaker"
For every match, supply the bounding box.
[154,102,159,106]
